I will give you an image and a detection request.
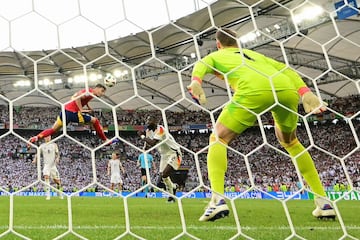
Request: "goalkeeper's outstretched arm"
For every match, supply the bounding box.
[187,77,207,105]
[187,56,216,105]
[300,88,328,114]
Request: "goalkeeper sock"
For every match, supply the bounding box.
[162,177,174,195]
[281,138,326,197]
[38,128,55,139]
[93,119,107,141]
[207,133,228,202]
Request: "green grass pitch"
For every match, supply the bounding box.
[0,196,359,240]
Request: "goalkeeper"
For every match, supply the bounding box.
[187,28,334,222]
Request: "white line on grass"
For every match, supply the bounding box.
[1,225,360,231]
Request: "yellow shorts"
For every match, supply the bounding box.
[218,90,299,134]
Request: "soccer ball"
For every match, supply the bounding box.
[104,73,116,87]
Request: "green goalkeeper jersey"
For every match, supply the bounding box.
[192,48,307,97]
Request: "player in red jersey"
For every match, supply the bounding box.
[28,84,116,146]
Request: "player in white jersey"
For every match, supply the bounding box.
[140,116,182,203]
[32,135,63,200]
[107,151,125,193]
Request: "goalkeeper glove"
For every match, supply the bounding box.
[187,79,207,105]
[299,87,327,114]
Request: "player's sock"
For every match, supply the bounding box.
[37,128,56,139]
[141,179,146,192]
[93,119,107,141]
[56,183,64,198]
[162,177,174,195]
[207,133,228,202]
[45,178,50,197]
[142,179,150,195]
[281,138,326,197]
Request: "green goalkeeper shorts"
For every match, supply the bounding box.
[217,90,299,134]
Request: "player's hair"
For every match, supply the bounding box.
[147,115,157,123]
[95,83,107,90]
[112,151,120,156]
[216,28,238,47]
[146,115,158,131]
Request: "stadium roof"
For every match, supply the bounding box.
[0,0,359,111]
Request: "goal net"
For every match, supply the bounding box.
[0,0,359,239]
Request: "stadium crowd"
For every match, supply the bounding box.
[0,94,358,194]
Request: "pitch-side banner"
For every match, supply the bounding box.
[2,191,359,200]
[308,191,360,201]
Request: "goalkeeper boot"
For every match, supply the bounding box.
[199,199,230,222]
[312,197,336,220]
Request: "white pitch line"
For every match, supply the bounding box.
[1,225,360,231]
